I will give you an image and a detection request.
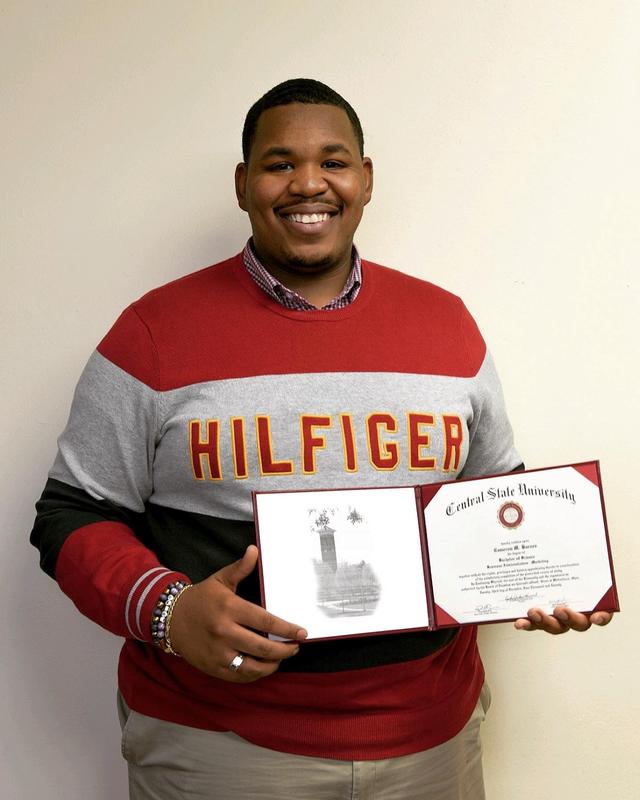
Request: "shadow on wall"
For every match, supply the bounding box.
[9,552,127,798]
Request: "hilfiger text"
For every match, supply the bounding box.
[189,412,465,479]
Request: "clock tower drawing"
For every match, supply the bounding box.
[318,524,337,572]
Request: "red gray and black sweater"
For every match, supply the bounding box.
[31,253,521,759]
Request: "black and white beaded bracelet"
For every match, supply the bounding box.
[151,580,192,656]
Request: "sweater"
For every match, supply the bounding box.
[31,252,521,759]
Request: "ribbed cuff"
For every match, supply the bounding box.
[124,567,191,642]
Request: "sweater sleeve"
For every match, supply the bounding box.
[455,301,522,478]
[30,306,190,642]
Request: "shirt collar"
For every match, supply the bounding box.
[242,240,362,311]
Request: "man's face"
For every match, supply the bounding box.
[235,103,373,280]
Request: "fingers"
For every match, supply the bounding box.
[553,607,591,631]
[215,544,260,591]
[217,651,291,684]
[206,593,306,666]
[514,608,570,634]
[195,612,303,684]
[216,613,303,662]
[181,625,300,684]
[173,616,300,684]
[234,597,307,643]
[589,611,613,626]
[514,607,614,634]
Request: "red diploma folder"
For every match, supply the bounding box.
[253,461,618,641]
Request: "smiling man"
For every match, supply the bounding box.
[31,79,610,800]
[235,100,372,307]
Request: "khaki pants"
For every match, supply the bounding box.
[118,685,490,800]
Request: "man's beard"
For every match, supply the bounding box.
[284,252,336,273]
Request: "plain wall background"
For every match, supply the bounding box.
[2,2,638,797]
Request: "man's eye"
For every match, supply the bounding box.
[323,160,345,169]
[267,162,293,171]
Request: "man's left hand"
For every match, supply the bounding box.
[514,607,613,634]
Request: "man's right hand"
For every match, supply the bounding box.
[168,545,307,683]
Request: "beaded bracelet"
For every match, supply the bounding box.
[151,580,193,656]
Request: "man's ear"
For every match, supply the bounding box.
[235,162,248,211]
[363,157,373,205]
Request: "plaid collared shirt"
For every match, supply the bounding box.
[242,240,362,311]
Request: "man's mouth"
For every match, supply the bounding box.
[282,212,332,224]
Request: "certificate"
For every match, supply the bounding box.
[252,462,618,641]
[422,461,618,625]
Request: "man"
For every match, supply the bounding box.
[31,78,611,799]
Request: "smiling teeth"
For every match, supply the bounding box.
[287,213,330,223]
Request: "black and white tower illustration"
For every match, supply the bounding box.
[310,507,381,617]
[318,524,337,572]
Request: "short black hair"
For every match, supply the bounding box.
[242,78,364,162]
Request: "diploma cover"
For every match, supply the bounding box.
[253,461,619,641]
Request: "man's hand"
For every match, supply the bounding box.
[168,545,307,682]
[514,606,613,634]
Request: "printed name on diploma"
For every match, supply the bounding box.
[445,482,577,516]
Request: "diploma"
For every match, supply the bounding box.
[253,462,618,641]
[422,462,618,625]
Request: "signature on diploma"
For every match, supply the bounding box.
[504,594,536,604]
[474,603,498,615]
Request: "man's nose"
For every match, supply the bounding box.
[289,164,328,196]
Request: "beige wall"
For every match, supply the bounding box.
[2,2,638,797]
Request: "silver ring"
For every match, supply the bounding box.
[228,654,245,672]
